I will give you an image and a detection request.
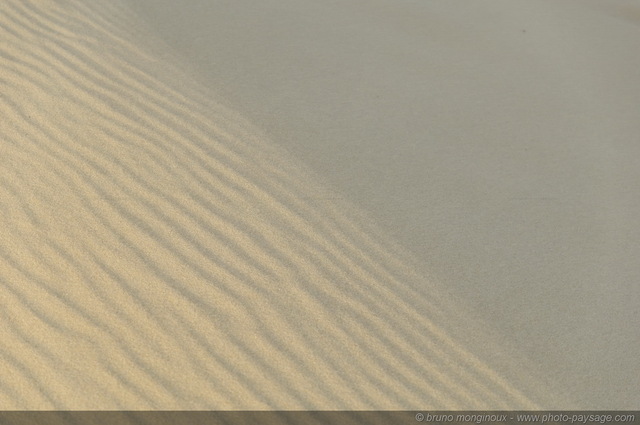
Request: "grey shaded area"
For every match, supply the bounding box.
[127,0,640,408]
[0,411,637,425]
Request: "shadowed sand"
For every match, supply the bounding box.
[126,0,640,409]
[0,0,586,409]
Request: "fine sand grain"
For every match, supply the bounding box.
[128,0,640,409]
[0,0,637,410]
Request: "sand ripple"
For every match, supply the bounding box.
[0,0,564,409]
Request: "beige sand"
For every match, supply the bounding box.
[127,0,640,409]
[0,0,636,410]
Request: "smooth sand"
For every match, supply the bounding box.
[0,0,637,409]
[128,0,640,408]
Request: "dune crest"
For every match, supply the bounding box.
[0,0,568,409]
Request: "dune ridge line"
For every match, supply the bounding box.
[0,0,565,409]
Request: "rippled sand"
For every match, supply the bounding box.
[1,0,637,410]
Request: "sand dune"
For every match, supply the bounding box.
[0,0,596,409]
[123,0,640,409]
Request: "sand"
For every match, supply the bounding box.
[0,0,637,410]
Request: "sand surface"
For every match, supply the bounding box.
[0,0,638,409]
